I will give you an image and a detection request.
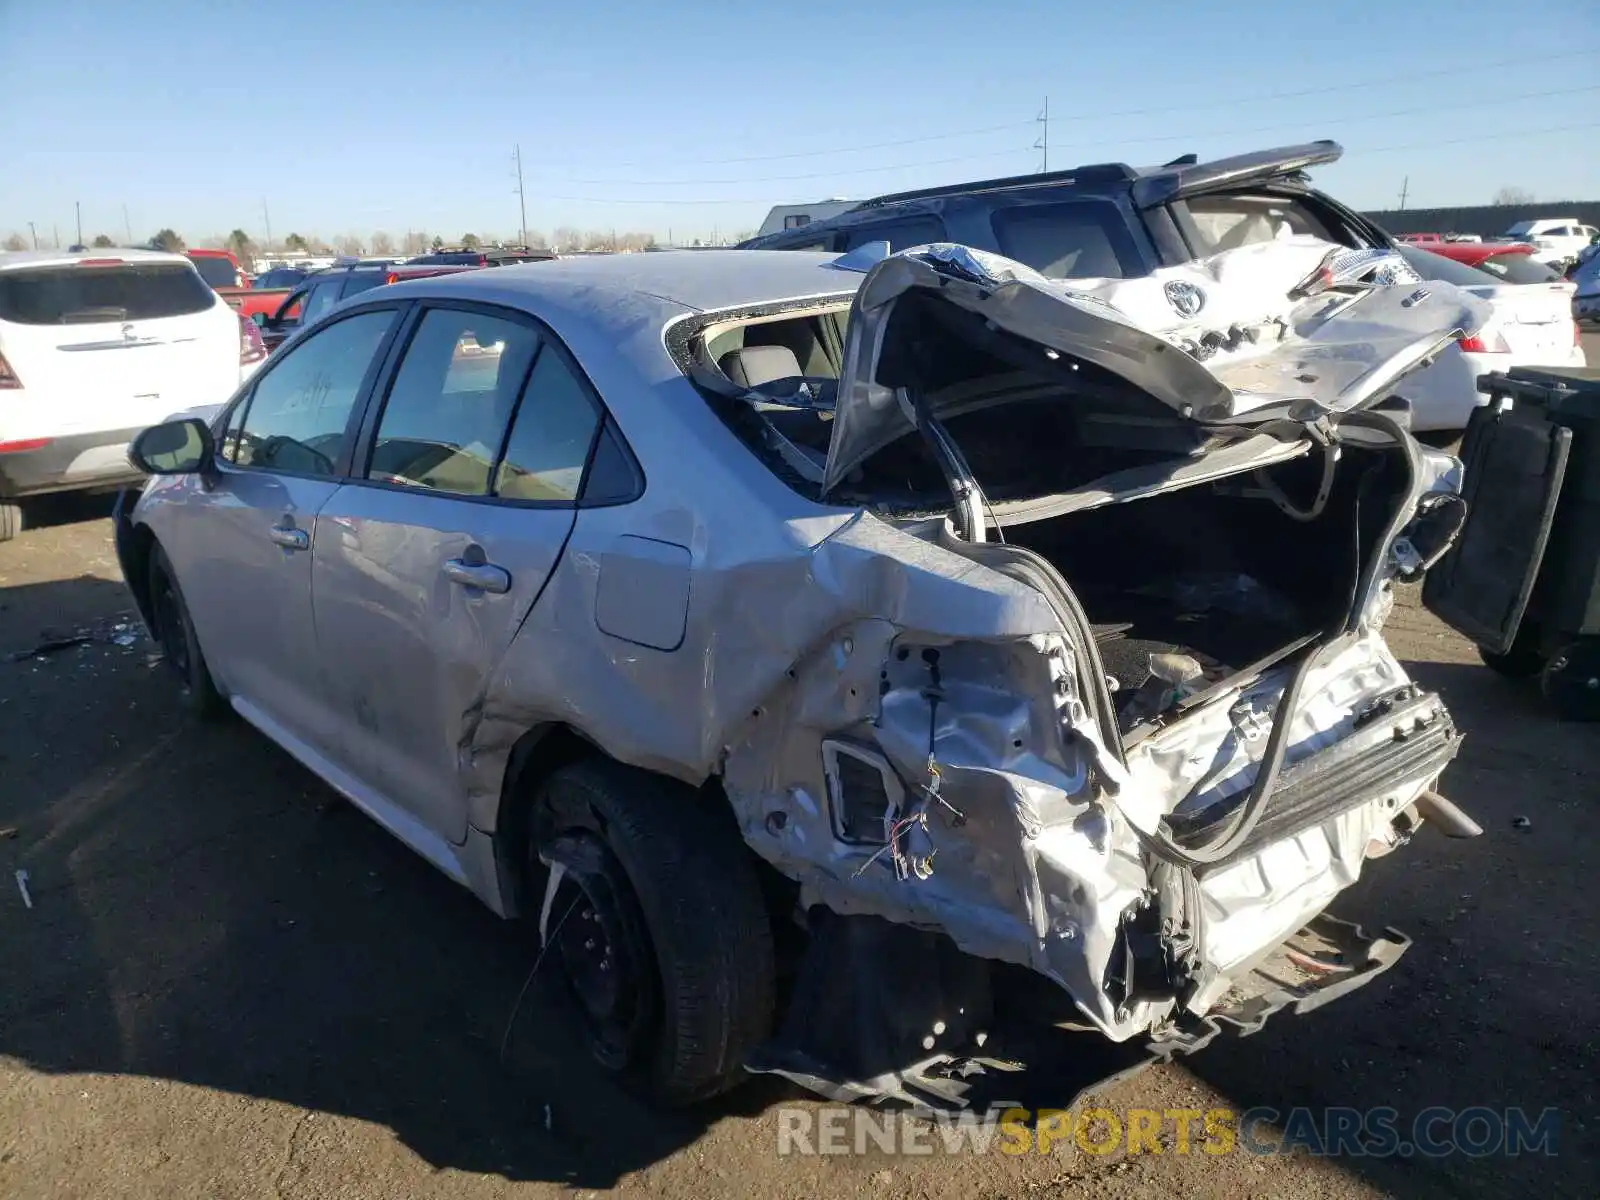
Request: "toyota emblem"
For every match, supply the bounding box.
[1164,281,1205,318]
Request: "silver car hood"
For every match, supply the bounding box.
[822,239,1489,495]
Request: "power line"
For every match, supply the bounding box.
[538,83,1599,190]
[533,121,1600,206]
[550,45,1600,171]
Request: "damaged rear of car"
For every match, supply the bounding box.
[697,240,1487,1106]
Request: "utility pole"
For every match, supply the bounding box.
[52,225,59,249]
[1398,176,1409,211]
[75,201,82,248]
[122,204,132,245]
[1035,96,1049,173]
[27,222,37,249]
[261,198,273,251]
[513,144,528,248]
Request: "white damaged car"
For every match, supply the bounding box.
[116,243,1492,1107]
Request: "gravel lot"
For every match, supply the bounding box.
[2,344,1597,1199]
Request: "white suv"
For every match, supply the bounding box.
[0,249,265,540]
[1504,218,1599,269]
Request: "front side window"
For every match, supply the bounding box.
[227,309,398,476]
[784,214,812,229]
[366,309,541,496]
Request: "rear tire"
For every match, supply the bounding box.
[531,760,775,1106]
[0,501,22,543]
[1478,640,1545,680]
[1540,640,1600,722]
[147,543,224,719]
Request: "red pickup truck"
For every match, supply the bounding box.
[185,249,291,321]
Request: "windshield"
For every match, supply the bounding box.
[0,263,216,324]
[408,252,482,265]
[1395,246,1494,286]
[188,255,238,288]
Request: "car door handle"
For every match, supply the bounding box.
[268,524,309,551]
[443,558,511,594]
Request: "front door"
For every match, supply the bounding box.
[311,304,605,842]
[173,306,404,753]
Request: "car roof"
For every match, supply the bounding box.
[378,249,859,322]
[0,247,192,272]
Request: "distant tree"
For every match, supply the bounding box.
[430,235,445,251]
[226,228,257,270]
[149,228,185,252]
[336,234,364,256]
[91,234,115,248]
[284,232,309,252]
[524,229,549,249]
[370,231,396,255]
[1493,186,1537,206]
[402,230,429,255]
[2,233,26,251]
[552,226,583,253]
[460,233,481,249]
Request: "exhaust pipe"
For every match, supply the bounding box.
[1413,790,1483,838]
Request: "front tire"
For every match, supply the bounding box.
[532,760,775,1106]
[148,542,224,718]
[0,501,22,543]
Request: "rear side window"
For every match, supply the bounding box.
[494,346,601,501]
[367,309,541,496]
[340,273,387,298]
[188,256,238,288]
[0,263,215,325]
[842,216,945,253]
[301,279,343,324]
[1475,253,1562,284]
[991,201,1141,279]
[227,310,398,476]
[1181,194,1332,255]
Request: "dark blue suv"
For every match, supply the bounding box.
[740,141,1393,280]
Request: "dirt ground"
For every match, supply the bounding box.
[2,423,1597,1199]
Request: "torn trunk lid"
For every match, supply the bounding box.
[822,241,1489,496]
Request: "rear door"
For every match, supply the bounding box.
[310,302,614,842]
[172,305,406,754]
[0,259,239,440]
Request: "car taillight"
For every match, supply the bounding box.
[0,350,21,389]
[239,314,267,365]
[1457,335,1509,354]
[385,272,399,284]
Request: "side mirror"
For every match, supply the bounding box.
[129,418,215,475]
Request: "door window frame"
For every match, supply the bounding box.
[213,301,412,483]
[345,298,644,511]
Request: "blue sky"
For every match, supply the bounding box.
[2,0,1596,247]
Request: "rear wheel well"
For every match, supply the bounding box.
[493,725,601,917]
